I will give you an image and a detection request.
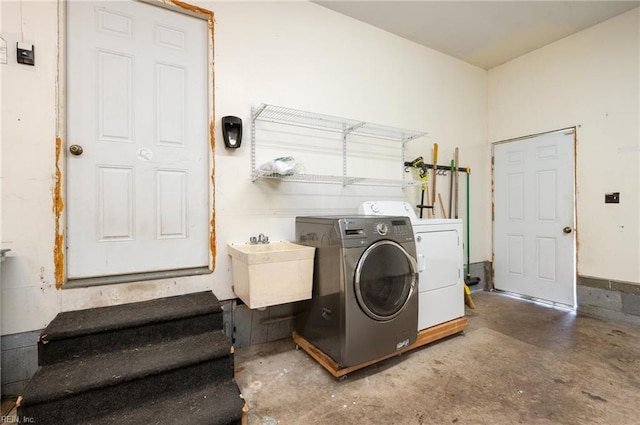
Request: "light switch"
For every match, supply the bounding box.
[17,42,34,66]
[605,192,620,204]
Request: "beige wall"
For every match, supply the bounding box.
[3,1,636,338]
[488,8,640,284]
[0,1,488,335]
[1,0,63,335]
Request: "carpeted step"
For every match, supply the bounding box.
[19,330,235,424]
[80,378,245,425]
[39,291,223,365]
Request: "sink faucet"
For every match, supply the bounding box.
[249,234,270,244]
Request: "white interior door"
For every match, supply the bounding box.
[493,129,576,306]
[67,1,210,279]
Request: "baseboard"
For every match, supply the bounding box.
[467,261,493,292]
[577,275,640,327]
[232,301,307,348]
[1,331,40,398]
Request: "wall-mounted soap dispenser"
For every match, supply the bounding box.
[222,116,242,149]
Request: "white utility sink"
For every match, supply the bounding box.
[227,242,315,309]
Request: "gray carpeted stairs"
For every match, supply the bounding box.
[17,291,245,424]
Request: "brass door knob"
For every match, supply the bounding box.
[69,144,83,156]
[563,226,572,234]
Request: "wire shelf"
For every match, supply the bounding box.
[251,104,428,187]
[252,104,427,142]
[252,172,424,187]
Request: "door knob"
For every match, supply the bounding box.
[563,226,572,234]
[69,144,83,156]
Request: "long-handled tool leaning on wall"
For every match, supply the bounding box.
[464,166,481,288]
[448,159,455,219]
[431,143,438,218]
[405,148,479,309]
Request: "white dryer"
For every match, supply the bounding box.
[359,201,465,331]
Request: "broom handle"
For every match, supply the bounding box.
[448,159,454,218]
[438,193,447,219]
[466,167,471,275]
[431,143,438,218]
[454,148,459,219]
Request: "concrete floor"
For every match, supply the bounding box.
[235,291,640,425]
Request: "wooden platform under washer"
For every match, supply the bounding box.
[292,316,467,379]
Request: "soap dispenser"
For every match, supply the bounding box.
[222,116,242,149]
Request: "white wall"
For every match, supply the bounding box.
[488,8,640,284]
[0,1,488,336]
[1,0,64,335]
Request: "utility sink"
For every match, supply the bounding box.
[227,242,315,309]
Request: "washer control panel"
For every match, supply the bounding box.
[339,216,413,242]
[389,218,412,238]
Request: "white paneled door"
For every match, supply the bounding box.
[493,129,576,306]
[67,1,210,279]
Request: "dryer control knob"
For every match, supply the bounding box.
[376,223,389,235]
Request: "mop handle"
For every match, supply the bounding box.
[466,167,471,275]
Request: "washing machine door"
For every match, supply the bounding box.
[354,240,417,321]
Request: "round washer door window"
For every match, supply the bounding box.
[354,240,417,321]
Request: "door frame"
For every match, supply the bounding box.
[54,0,216,289]
[491,127,578,307]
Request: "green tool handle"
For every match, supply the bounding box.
[466,170,471,275]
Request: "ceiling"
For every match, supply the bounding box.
[313,1,640,69]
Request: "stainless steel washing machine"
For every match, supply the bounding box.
[295,216,418,367]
